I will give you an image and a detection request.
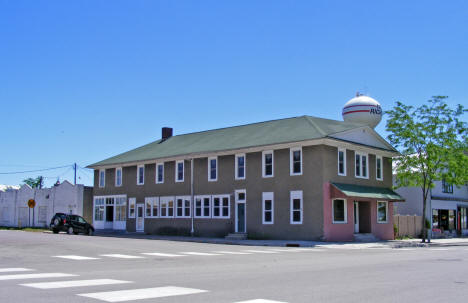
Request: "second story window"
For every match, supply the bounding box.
[338,148,346,176]
[442,179,453,193]
[290,147,302,175]
[176,160,184,182]
[115,168,122,187]
[355,152,368,179]
[235,154,246,180]
[208,157,217,181]
[376,156,383,181]
[262,150,274,178]
[156,163,164,184]
[99,169,105,188]
[137,165,144,185]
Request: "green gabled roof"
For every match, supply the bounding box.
[88,115,390,168]
[332,183,404,201]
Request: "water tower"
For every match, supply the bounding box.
[342,93,382,128]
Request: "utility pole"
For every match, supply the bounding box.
[74,163,77,185]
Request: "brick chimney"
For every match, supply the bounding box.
[162,127,173,141]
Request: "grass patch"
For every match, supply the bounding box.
[0,226,48,232]
[395,235,414,240]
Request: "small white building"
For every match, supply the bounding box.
[0,181,93,228]
[394,178,468,236]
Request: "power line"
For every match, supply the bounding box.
[0,164,72,175]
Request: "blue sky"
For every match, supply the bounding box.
[1,0,467,187]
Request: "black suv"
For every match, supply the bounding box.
[50,213,95,236]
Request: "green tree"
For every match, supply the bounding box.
[386,96,468,242]
[23,176,44,189]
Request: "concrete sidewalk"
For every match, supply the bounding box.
[87,230,468,249]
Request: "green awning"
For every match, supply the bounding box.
[331,183,404,201]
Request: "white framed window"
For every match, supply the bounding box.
[235,189,246,203]
[262,150,274,178]
[99,169,105,188]
[338,148,346,176]
[115,167,122,187]
[208,157,217,182]
[115,197,127,221]
[194,195,211,218]
[377,201,388,223]
[376,156,383,181]
[94,197,105,221]
[355,152,368,179]
[128,197,136,218]
[145,198,152,217]
[156,163,164,184]
[144,197,159,218]
[262,192,274,224]
[290,147,302,175]
[235,153,246,180]
[212,194,230,218]
[290,190,303,224]
[332,199,347,223]
[176,196,191,218]
[175,160,184,182]
[137,165,145,185]
[160,196,175,218]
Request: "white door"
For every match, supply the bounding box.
[354,202,359,233]
[136,204,144,232]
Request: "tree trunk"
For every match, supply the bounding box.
[422,194,427,242]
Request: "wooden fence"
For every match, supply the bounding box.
[394,215,422,238]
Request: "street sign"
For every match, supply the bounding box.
[27,199,36,208]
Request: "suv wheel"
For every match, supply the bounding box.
[52,229,59,234]
[54,218,60,225]
[67,227,74,235]
[87,228,94,236]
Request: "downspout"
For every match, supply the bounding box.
[190,158,194,236]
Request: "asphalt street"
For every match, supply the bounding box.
[0,230,467,303]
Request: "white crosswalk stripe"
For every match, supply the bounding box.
[100,254,145,259]
[141,252,185,257]
[212,251,252,255]
[242,250,278,254]
[0,268,34,273]
[54,255,100,260]
[77,286,208,302]
[181,252,222,256]
[0,273,77,281]
[20,279,132,289]
[234,299,288,303]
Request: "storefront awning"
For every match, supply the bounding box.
[331,183,405,202]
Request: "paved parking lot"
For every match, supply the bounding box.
[1,230,467,302]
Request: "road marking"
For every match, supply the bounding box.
[235,299,288,303]
[54,255,100,260]
[267,248,317,252]
[21,279,132,289]
[429,248,449,251]
[0,273,77,281]
[212,251,252,255]
[395,248,416,251]
[141,252,185,257]
[78,286,208,302]
[242,250,278,254]
[100,254,145,259]
[181,252,222,256]
[0,268,34,273]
